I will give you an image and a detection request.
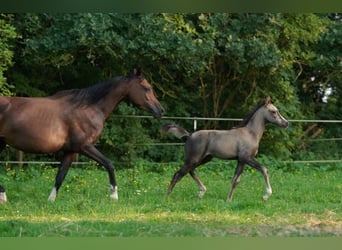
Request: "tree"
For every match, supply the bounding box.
[6,13,340,162]
[0,14,17,96]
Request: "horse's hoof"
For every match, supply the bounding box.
[48,187,57,202]
[110,186,118,200]
[110,193,118,200]
[0,192,7,204]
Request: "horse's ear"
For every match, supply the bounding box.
[133,67,142,77]
[265,96,272,105]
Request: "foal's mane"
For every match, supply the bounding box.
[237,100,266,128]
[50,75,139,107]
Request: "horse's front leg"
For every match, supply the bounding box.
[81,144,118,200]
[0,185,7,204]
[246,158,272,200]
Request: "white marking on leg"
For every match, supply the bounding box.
[48,187,57,201]
[110,185,118,200]
[263,187,272,201]
[0,192,7,203]
[198,186,207,199]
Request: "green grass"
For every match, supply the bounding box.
[0,161,341,237]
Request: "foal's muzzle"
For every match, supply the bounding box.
[280,119,289,128]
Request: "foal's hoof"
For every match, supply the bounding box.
[0,192,7,204]
[262,188,272,201]
[198,190,206,199]
[262,194,270,201]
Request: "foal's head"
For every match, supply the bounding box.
[126,69,164,118]
[263,96,289,128]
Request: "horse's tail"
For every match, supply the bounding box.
[160,123,191,139]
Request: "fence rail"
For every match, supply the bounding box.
[1,159,342,166]
[1,115,341,166]
[114,114,342,123]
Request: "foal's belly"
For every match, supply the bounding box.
[208,145,238,159]
[207,137,238,159]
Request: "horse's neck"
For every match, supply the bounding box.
[246,109,266,142]
[98,83,129,118]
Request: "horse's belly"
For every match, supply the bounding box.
[4,127,67,153]
[6,137,65,153]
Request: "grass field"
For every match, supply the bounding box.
[0,160,341,237]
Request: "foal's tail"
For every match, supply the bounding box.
[160,123,191,139]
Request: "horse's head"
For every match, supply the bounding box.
[126,69,164,118]
[263,96,289,128]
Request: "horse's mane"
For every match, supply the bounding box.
[236,100,266,128]
[50,76,128,107]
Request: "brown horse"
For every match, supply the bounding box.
[0,69,164,203]
[161,97,288,202]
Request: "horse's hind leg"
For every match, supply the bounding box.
[48,152,76,201]
[189,171,206,199]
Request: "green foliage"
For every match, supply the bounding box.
[0,14,17,95]
[3,13,341,163]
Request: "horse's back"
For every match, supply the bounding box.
[0,96,70,153]
[0,96,11,113]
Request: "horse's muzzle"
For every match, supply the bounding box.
[149,103,164,118]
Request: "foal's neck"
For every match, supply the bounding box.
[246,108,266,142]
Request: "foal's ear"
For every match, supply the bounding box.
[265,96,272,105]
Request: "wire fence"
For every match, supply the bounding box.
[1,115,341,166]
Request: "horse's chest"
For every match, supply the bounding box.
[238,139,259,157]
[69,112,104,142]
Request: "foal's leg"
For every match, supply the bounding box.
[167,154,212,198]
[0,141,8,203]
[167,167,188,196]
[246,158,272,200]
[189,170,207,199]
[188,155,213,198]
[227,161,245,202]
[48,152,76,201]
[81,144,118,200]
